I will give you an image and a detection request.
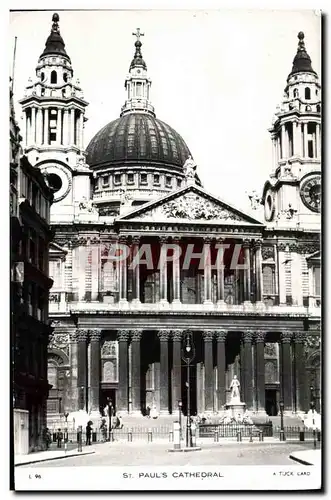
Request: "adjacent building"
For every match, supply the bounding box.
[11,80,54,452]
[18,14,321,423]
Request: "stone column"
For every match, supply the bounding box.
[89,329,101,413]
[216,330,227,411]
[43,108,49,145]
[281,331,293,412]
[254,240,263,303]
[203,238,213,304]
[70,108,75,146]
[119,237,128,304]
[303,122,308,158]
[281,124,286,159]
[172,237,181,304]
[130,329,143,413]
[36,108,42,145]
[158,330,170,413]
[31,106,36,145]
[159,237,168,304]
[79,112,84,150]
[117,330,130,413]
[243,331,254,409]
[56,108,62,145]
[62,110,68,146]
[203,330,214,412]
[76,329,88,411]
[172,330,182,410]
[216,238,225,305]
[316,123,321,158]
[243,240,251,303]
[271,137,276,168]
[255,330,266,412]
[131,236,141,304]
[294,332,308,412]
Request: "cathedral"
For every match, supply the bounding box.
[19,14,321,421]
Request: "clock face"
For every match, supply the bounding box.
[40,164,71,202]
[264,191,275,222]
[300,175,321,213]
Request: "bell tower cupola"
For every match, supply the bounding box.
[19,13,93,224]
[261,32,321,230]
[120,28,155,117]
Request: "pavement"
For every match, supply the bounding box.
[16,439,320,468]
[289,449,322,466]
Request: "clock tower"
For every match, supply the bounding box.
[19,13,93,224]
[261,32,321,230]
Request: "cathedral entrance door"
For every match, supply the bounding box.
[181,363,197,416]
[100,388,117,415]
[265,389,279,416]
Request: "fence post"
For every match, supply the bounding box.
[249,427,253,443]
[214,429,219,443]
[128,428,132,442]
[191,423,197,447]
[259,430,263,442]
[148,428,153,443]
[173,422,181,450]
[237,430,242,442]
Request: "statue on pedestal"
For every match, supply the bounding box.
[183,156,197,180]
[229,375,241,402]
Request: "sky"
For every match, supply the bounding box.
[9,9,321,211]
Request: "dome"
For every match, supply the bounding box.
[86,113,191,170]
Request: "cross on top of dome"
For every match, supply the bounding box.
[132,28,144,41]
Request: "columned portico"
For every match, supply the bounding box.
[255,330,266,412]
[117,329,130,413]
[158,330,170,413]
[89,328,101,412]
[130,329,143,413]
[281,331,293,412]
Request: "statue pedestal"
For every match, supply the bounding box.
[225,401,246,419]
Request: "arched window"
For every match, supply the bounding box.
[41,72,45,82]
[51,71,57,84]
[305,87,311,100]
[316,104,321,113]
[63,73,68,83]
[293,88,298,98]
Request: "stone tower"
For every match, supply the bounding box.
[262,32,321,231]
[19,13,93,223]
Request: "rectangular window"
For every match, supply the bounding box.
[177,178,182,188]
[102,175,109,187]
[153,174,160,185]
[127,173,134,184]
[114,174,122,185]
[140,173,148,184]
[136,82,142,97]
[166,176,172,187]
[262,264,276,295]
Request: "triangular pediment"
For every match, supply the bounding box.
[117,185,264,226]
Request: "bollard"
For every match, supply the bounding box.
[191,423,197,447]
[299,430,305,442]
[109,431,114,442]
[148,428,153,443]
[77,425,82,452]
[249,429,253,443]
[259,430,264,442]
[214,429,219,443]
[173,421,181,450]
[279,430,286,442]
[128,428,132,442]
[237,430,242,442]
[169,430,174,442]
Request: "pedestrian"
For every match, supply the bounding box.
[86,422,92,445]
[43,427,52,450]
[100,419,107,442]
[56,428,63,448]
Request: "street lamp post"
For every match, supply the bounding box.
[64,411,69,446]
[178,400,183,441]
[181,331,195,448]
[279,400,285,441]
